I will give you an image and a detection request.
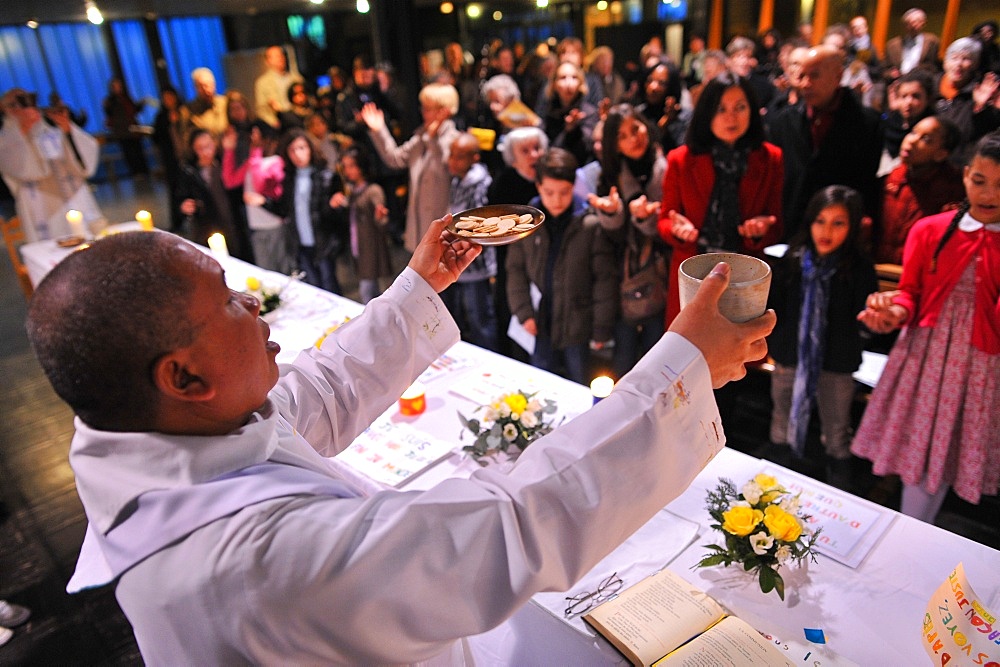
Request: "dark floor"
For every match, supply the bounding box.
[0,176,997,665]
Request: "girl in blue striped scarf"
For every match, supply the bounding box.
[765,185,877,489]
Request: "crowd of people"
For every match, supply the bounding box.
[3,12,1000,528]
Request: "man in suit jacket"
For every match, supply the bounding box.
[766,46,884,241]
[884,8,941,83]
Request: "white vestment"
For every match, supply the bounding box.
[0,120,101,241]
[67,267,723,665]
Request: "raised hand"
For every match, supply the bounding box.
[737,215,776,240]
[587,186,622,214]
[669,262,776,388]
[668,210,699,243]
[407,214,482,293]
[359,102,385,132]
[629,195,661,220]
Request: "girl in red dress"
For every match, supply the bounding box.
[853,131,1000,523]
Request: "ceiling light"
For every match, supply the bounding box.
[85,1,104,24]
[309,0,325,5]
[440,1,454,13]
[493,10,502,20]
[596,0,608,9]
[26,19,39,28]
[356,0,369,12]
[537,0,549,7]
[466,4,482,18]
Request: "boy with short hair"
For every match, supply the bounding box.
[505,147,617,384]
[441,132,499,351]
[876,115,965,264]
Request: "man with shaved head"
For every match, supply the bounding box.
[26,224,774,663]
[766,45,883,239]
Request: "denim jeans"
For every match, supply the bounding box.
[298,246,341,295]
[440,279,499,352]
[612,312,664,378]
[531,335,588,385]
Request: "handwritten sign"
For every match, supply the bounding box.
[761,466,894,568]
[336,417,456,488]
[923,563,999,666]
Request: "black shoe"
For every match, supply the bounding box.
[825,457,854,492]
[753,441,798,469]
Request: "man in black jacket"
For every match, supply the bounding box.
[767,45,883,241]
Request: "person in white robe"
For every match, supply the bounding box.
[0,88,102,241]
[25,218,773,665]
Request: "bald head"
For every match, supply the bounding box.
[799,45,844,109]
[27,232,199,431]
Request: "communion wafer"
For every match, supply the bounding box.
[452,209,540,240]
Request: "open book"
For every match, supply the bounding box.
[583,568,794,666]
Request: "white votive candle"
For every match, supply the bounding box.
[207,233,229,258]
[590,375,614,405]
[65,209,85,237]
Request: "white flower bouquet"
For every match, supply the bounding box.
[458,390,558,463]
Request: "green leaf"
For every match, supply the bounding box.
[696,554,728,567]
[773,570,785,601]
[758,566,776,594]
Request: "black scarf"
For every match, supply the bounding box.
[699,143,749,253]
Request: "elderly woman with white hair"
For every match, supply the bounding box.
[934,37,1000,164]
[361,82,461,252]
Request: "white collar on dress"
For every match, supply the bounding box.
[958,211,1000,233]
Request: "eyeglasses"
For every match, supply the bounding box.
[564,572,624,617]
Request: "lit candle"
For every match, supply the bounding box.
[65,209,85,237]
[398,382,426,416]
[207,233,229,258]
[590,375,614,405]
[135,210,153,231]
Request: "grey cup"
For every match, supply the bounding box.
[678,252,772,323]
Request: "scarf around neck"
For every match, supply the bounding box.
[787,248,839,454]
[700,143,748,252]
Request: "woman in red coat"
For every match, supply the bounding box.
[657,72,784,325]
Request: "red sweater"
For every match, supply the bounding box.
[876,162,964,264]
[656,142,784,324]
[895,212,1000,354]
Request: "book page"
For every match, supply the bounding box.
[584,569,726,666]
[655,616,796,666]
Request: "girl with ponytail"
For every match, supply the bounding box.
[852,130,1000,524]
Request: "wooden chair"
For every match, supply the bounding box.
[1,216,33,299]
[874,263,903,293]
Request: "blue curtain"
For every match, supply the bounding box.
[156,16,228,103]
[0,27,53,105]
[110,20,159,125]
[37,24,113,134]
[0,24,112,134]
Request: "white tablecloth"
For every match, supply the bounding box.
[24,232,1000,664]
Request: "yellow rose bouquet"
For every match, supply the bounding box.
[696,474,821,600]
[458,391,559,463]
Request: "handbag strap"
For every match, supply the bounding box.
[624,237,656,279]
